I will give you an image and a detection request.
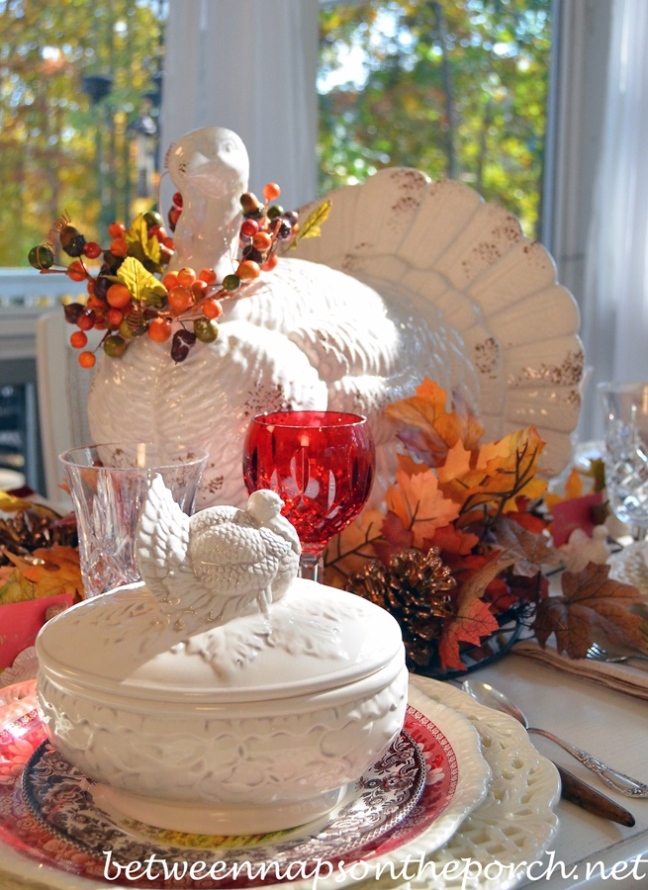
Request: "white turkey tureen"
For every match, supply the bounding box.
[36,478,407,835]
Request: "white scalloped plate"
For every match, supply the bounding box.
[293,170,584,478]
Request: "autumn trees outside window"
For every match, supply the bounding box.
[0,0,550,264]
[319,0,551,238]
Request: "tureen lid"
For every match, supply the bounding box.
[36,580,403,702]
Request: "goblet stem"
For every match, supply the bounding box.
[629,525,648,542]
[299,552,324,583]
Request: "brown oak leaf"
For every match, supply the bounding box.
[533,562,645,658]
[491,515,562,577]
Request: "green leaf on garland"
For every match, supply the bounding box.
[116,256,167,307]
[124,214,163,271]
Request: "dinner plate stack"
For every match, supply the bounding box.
[0,676,560,890]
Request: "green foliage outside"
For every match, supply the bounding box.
[0,0,164,267]
[318,0,552,237]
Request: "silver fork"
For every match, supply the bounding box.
[587,642,648,664]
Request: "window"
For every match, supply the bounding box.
[0,0,167,266]
[318,0,552,239]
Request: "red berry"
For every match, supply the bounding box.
[176,267,196,287]
[77,309,96,331]
[147,317,172,342]
[263,182,281,202]
[261,253,279,272]
[240,218,259,238]
[70,330,88,349]
[168,206,181,231]
[110,237,129,258]
[191,279,208,300]
[167,285,192,314]
[106,308,124,328]
[106,283,132,309]
[236,260,261,280]
[66,260,87,282]
[202,298,223,319]
[162,272,179,291]
[83,241,102,259]
[172,191,183,208]
[252,231,273,251]
[108,222,126,239]
[78,351,96,369]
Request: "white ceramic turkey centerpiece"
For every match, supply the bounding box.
[86,126,471,511]
[36,478,408,835]
[85,126,584,513]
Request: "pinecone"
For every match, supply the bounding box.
[0,507,78,565]
[345,547,457,668]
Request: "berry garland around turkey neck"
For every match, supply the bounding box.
[28,185,330,368]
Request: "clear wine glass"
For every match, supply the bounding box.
[242,411,375,581]
[598,381,648,540]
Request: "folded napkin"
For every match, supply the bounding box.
[512,641,648,701]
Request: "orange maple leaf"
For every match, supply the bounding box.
[385,467,460,549]
[436,440,473,486]
[324,508,384,588]
[437,554,510,670]
[385,378,484,466]
[429,522,479,556]
[544,467,584,513]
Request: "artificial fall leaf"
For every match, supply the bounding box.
[385,467,460,549]
[491,515,562,577]
[506,503,548,534]
[0,491,33,512]
[437,554,511,670]
[324,508,384,588]
[396,452,429,477]
[386,378,484,467]
[116,256,167,307]
[436,440,473,486]
[377,511,414,561]
[584,457,606,492]
[533,562,645,658]
[0,568,36,604]
[5,546,83,601]
[544,467,584,513]
[443,426,546,517]
[124,213,162,269]
[429,523,479,556]
[289,199,331,246]
[0,491,60,522]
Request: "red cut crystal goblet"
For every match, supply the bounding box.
[243,411,375,581]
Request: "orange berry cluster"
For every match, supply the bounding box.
[28,182,298,367]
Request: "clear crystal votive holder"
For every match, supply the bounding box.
[60,442,208,598]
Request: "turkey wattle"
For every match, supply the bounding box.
[87,126,479,510]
